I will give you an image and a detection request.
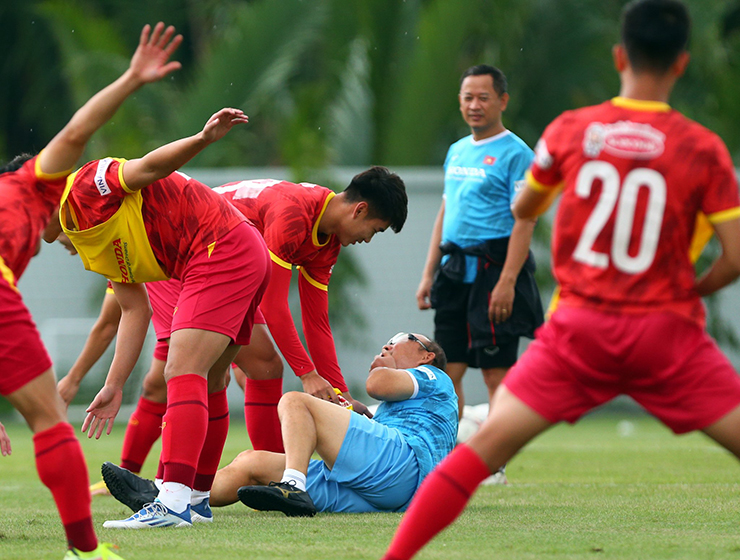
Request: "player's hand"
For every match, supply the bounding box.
[129,22,183,84]
[416,276,433,310]
[343,391,373,419]
[82,385,123,439]
[0,422,11,457]
[300,371,340,404]
[57,375,81,406]
[201,108,249,144]
[56,232,78,256]
[488,279,515,324]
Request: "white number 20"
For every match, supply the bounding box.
[573,161,666,274]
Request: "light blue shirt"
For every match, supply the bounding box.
[373,365,458,480]
[442,130,534,282]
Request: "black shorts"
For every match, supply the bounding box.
[432,275,519,369]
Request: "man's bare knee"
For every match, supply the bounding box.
[277,391,308,418]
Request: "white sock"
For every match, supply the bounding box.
[281,468,307,492]
[190,489,210,506]
[157,482,191,514]
[155,478,164,491]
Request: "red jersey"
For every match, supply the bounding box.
[0,155,70,284]
[214,180,345,389]
[529,97,740,326]
[66,159,245,280]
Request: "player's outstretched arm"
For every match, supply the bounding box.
[696,218,740,297]
[121,108,248,192]
[82,282,151,439]
[58,291,121,405]
[37,22,183,177]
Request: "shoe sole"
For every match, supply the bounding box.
[237,487,316,517]
[101,462,157,513]
[102,519,192,529]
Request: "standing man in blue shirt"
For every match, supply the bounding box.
[102,331,457,516]
[416,65,543,483]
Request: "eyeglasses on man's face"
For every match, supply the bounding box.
[387,332,431,353]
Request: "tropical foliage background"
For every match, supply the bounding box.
[2,0,740,346]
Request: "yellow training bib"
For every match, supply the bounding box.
[60,158,169,283]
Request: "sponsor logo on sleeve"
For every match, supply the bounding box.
[94,158,113,196]
[534,139,554,170]
[583,121,665,159]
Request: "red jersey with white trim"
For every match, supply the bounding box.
[214,180,345,388]
[0,155,70,282]
[66,158,245,280]
[529,98,740,326]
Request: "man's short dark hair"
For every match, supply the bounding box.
[0,154,34,175]
[422,337,447,372]
[460,65,508,97]
[621,0,690,73]
[343,166,408,233]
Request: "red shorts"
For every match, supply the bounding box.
[0,276,52,395]
[146,273,267,354]
[162,222,270,346]
[504,305,740,434]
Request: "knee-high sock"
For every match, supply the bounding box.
[244,377,284,453]
[120,396,167,473]
[161,374,208,487]
[193,388,230,492]
[34,422,97,552]
[382,445,491,560]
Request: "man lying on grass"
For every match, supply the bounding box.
[103,332,458,516]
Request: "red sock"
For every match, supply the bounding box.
[244,378,284,453]
[34,423,97,552]
[194,388,230,491]
[161,374,208,487]
[382,445,491,560]
[120,396,167,473]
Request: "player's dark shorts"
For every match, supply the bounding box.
[0,273,52,395]
[432,274,518,369]
[504,305,740,433]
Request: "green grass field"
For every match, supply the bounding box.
[1,413,739,560]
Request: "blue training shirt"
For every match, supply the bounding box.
[442,129,534,283]
[373,365,458,480]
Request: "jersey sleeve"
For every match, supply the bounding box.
[66,158,129,231]
[260,261,316,377]
[298,271,347,392]
[261,197,314,263]
[405,366,442,400]
[34,151,73,185]
[700,136,740,224]
[528,117,566,192]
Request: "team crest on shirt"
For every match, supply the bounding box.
[483,155,496,165]
[583,121,665,159]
